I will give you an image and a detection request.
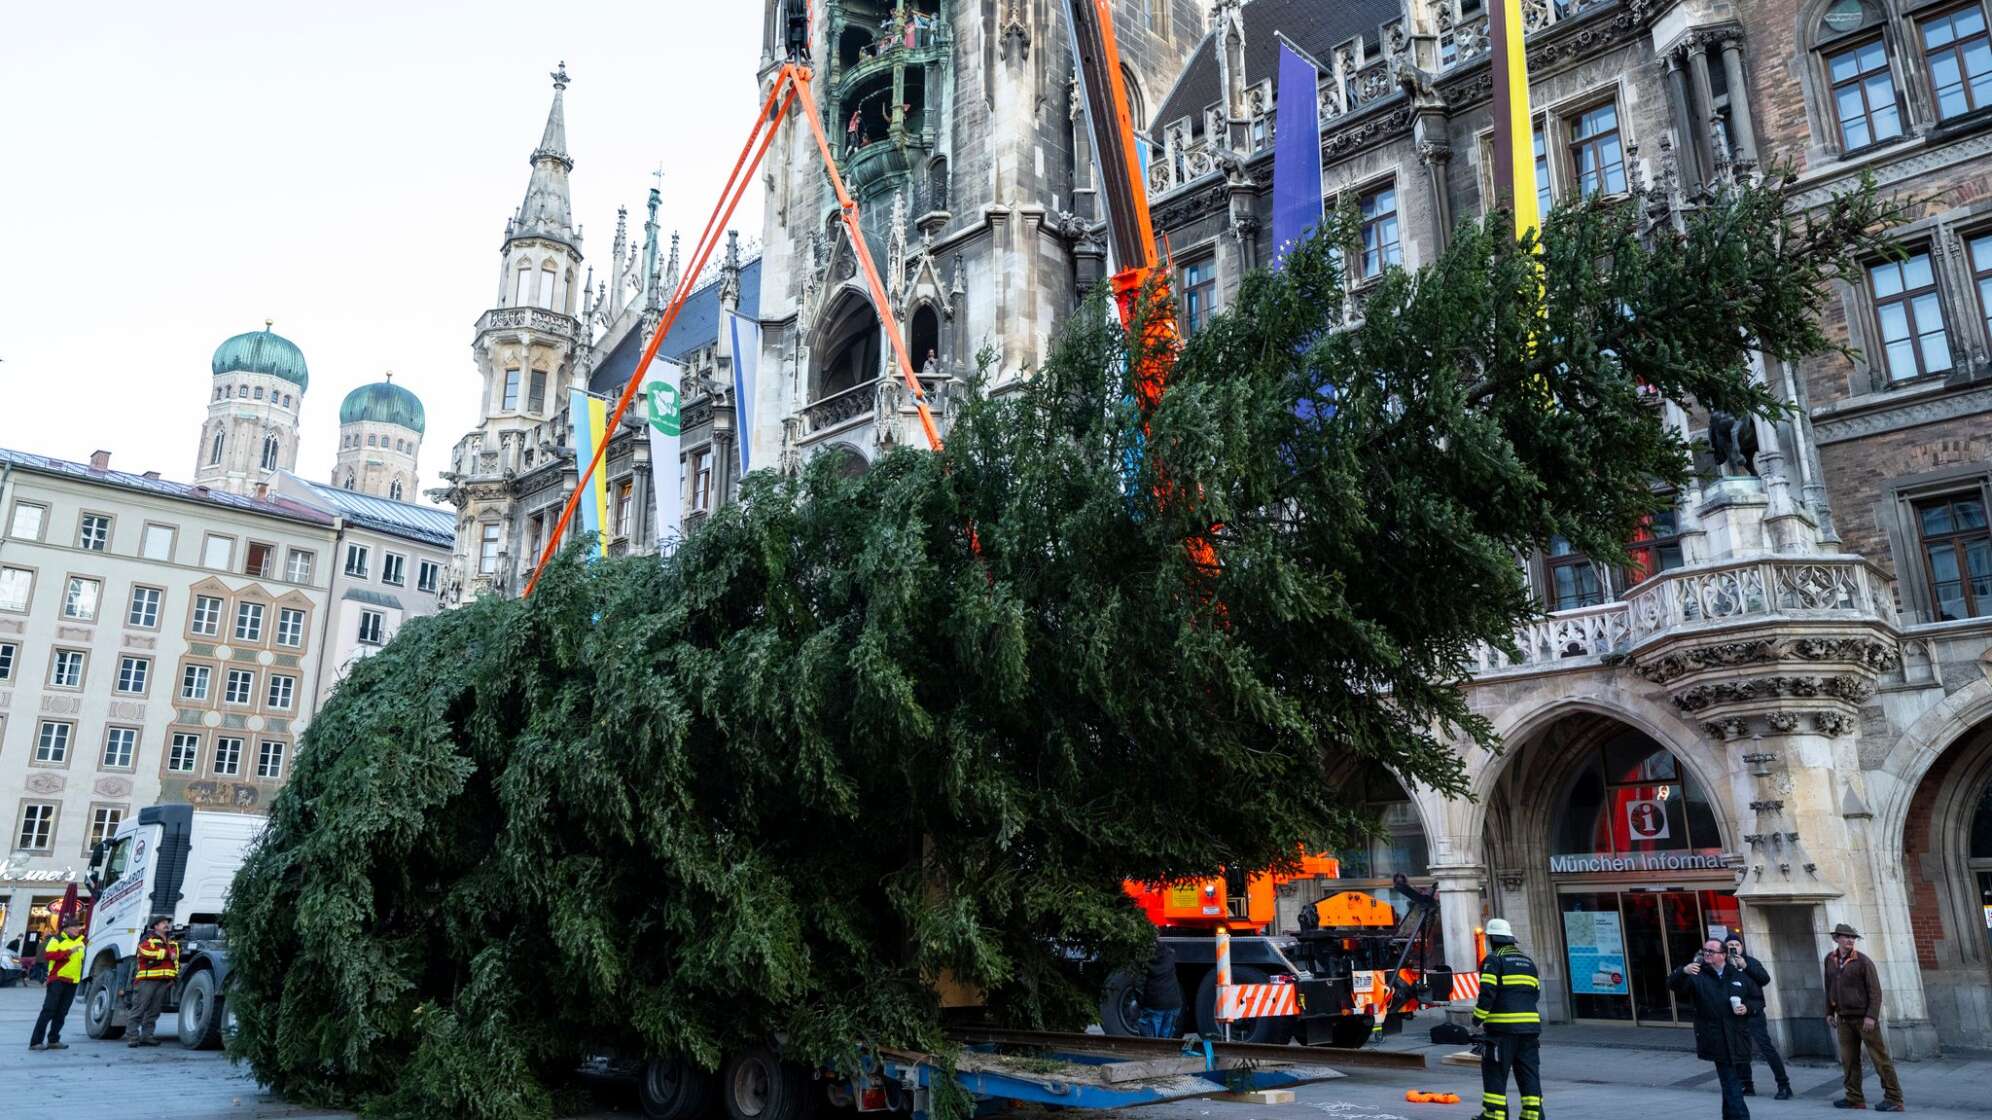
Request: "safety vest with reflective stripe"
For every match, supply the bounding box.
[135,934,179,982]
[1473,943,1542,1035]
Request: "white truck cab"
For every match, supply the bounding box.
[81,804,265,1048]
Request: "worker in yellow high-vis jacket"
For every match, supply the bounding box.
[1474,918,1544,1120]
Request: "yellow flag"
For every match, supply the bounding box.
[1489,0,1541,247]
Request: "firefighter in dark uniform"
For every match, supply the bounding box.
[1474,918,1544,1120]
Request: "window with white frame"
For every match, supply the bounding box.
[382,553,406,586]
[88,805,126,852]
[16,803,56,851]
[49,649,85,689]
[77,513,111,551]
[0,566,31,612]
[345,543,370,578]
[191,594,223,636]
[502,369,522,411]
[257,739,286,780]
[1358,184,1402,278]
[418,560,441,593]
[10,502,46,541]
[101,727,137,769]
[235,601,265,642]
[115,655,149,694]
[140,523,175,561]
[277,607,305,647]
[479,525,501,573]
[213,736,244,776]
[167,732,200,773]
[690,450,714,513]
[224,669,256,705]
[181,664,212,701]
[35,720,73,763]
[286,548,314,583]
[61,576,101,621]
[202,534,235,570]
[245,541,276,577]
[128,585,161,628]
[358,609,385,645]
[266,674,296,710]
[0,641,15,681]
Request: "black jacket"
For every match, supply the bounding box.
[1140,941,1183,1010]
[1473,943,1543,1036]
[1669,963,1764,1062]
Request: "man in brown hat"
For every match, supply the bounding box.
[1824,922,1904,1111]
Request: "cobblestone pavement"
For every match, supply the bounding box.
[6,985,1990,1118]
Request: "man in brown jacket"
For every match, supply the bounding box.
[1824,922,1904,1111]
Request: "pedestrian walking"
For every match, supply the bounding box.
[1472,918,1544,1120]
[128,915,180,1047]
[1824,922,1905,1112]
[28,915,86,1051]
[1724,936,1792,1100]
[1668,939,1764,1120]
[1136,935,1183,1039]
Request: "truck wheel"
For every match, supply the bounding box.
[723,1046,818,1120]
[84,971,126,1040]
[1193,965,1293,1045]
[178,969,224,1050]
[1098,968,1143,1036]
[640,1054,715,1120]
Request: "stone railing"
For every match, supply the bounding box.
[803,378,881,435]
[1437,0,1620,72]
[475,306,576,339]
[1471,555,1898,678]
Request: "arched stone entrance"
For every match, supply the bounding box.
[1895,714,1992,1047]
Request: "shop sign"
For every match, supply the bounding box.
[0,860,79,886]
[1563,910,1629,996]
[1548,849,1726,874]
[1625,799,1669,841]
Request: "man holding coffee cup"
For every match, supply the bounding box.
[1670,939,1766,1120]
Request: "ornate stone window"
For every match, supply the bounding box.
[1865,248,1955,380]
[1359,184,1402,278]
[1920,3,1992,118]
[1567,102,1627,197]
[1913,492,1992,619]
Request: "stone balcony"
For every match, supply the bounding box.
[474,306,576,340]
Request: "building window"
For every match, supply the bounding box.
[10,502,46,541]
[36,720,73,763]
[181,664,212,701]
[101,728,137,770]
[1546,536,1606,610]
[266,674,296,710]
[49,649,85,689]
[690,450,714,513]
[224,669,256,705]
[1569,102,1627,196]
[245,541,276,577]
[502,369,522,411]
[1826,38,1904,150]
[277,607,305,647]
[168,732,201,773]
[1915,493,1991,620]
[16,803,55,851]
[345,543,370,578]
[61,576,101,621]
[343,472,356,491]
[417,559,441,593]
[389,480,404,501]
[615,480,634,538]
[358,609,385,645]
[0,641,15,681]
[381,553,406,586]
[1922,5,1992,119]
[286,548,314,582]
[529,370,548,412]
[202,534,234,570]
[214,736,244,776]
[261,434,280,471]
[1627,507,1687,585]
[140,523,175,561]
[77,513,111,551]
[209,430,224,466]
[1358,186,1403,278]
[1534,119,1554,218]
[115,655,150,695]
[0,566,33,613]
[127,585,162,628]
[258,739,287,780]
[367,435,377,448]
[88,806,126,852]
[1867,250,1954,380]
[1177,259,1215,334]
[479,525,501,574]
[254,386,264,401]
[235,602,266,642]
[191,594,223,636]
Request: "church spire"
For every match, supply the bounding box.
[642,186,664,311]
[511,62,578,248]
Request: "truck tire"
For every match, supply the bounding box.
[84,970,126,1040]
[722,1046,818,1120]
[640,1054,715,1120]
[178,968,224,1050]
[1098,968,1143,1036]
[1193,965,1293,1045]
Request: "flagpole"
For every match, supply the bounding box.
[1488,0,1541,246]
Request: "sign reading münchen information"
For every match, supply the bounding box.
[1548,849,1727,874]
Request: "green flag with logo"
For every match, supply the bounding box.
[647,363,684,547]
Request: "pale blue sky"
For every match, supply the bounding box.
[0,1,767,504]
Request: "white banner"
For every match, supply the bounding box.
[726,311,761,476]
[646,361,684,549]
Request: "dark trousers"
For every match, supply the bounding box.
[1739,1014,1788,1090]
[1479,1032,1543,1120]
[1836,1015,1904,1108]
[133,979,173,1040]
[1712,1060,1750,1120]
[30,979,77,1045]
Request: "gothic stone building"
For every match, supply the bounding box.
[1122,0,1992,1057]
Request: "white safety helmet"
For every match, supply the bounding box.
[1485,918,1514,939]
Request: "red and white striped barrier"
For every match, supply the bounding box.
[1216,983,1299,1021]
[1449,972,1482,1002]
